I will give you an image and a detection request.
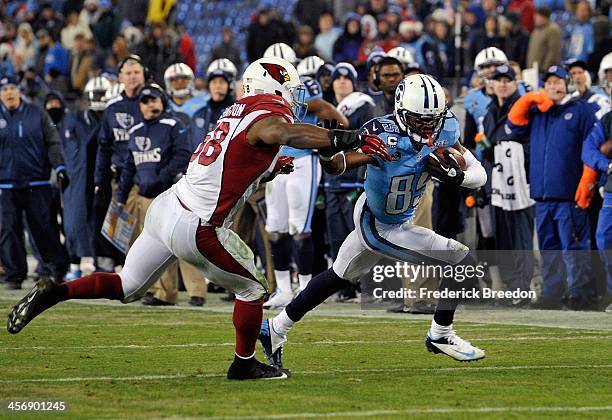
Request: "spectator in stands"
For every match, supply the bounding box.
[174,23,197,71]
[92,0,121,50]
[366,0,388,16]
[470,14,505,64]
[246,6,294,64]
[79,0,102,28]
[210,27,242,73]
[294,26,318,59]
[507,0,535,33]
[293,0,331,35]
[527,7,561,72]
[14,23,38,72]
[0,44,14,77]
[397,20,433,71]
[428,9,453,78]
[503,12,529,69]
[70,33,95,92]
[61,10,92,52]
[314,12,340,62]
[333,13,363,67]
[507,65,599,310]
[483,65,534,303]
[566,1,594,62]
[116,0,148,27]
[33,2,64,42]
[0,75,69,289]
[40,29,69,93]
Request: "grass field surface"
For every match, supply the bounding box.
[0,290,611,419]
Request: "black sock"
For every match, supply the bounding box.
[433,253,478,326]
[270,234,292,271]
[285,268,352,322]
[293,235,314,276]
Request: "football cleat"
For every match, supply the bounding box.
[226,356,290,380]
[425,330,485,362]
[263,291,293,310]
[7,277,65,334]
[259,319,286,368]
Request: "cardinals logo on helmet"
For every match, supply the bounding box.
[261,63,291,85]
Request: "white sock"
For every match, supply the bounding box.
[272,309,295,336]
[273,270,292,294]
[429,320,452,340]
[70,263,80,272]
[298,274,311,291]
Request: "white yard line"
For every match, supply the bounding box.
[0,335,609,352]
[207,406,612,419]
[1,364,610,384]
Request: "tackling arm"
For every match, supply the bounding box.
[308,98,350,128]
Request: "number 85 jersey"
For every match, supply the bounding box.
[175,94,294,227]
[361,112,460,225]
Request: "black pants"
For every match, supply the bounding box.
[0,186,68,283]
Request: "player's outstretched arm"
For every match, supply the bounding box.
[247,115,390,160]
[320,151,374,175]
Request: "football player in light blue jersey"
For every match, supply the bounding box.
[260,75,489,368]
[262,46,350,310]
[164,63,209,119]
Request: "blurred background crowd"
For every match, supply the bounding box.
[0,0,611,313]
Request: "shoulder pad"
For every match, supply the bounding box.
[105,95,124,108]
[360,116,399,135]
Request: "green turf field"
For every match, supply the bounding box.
[0,295,611,419]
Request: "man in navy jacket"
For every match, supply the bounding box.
[117,83,191,305]
[0,75,69,289]
[508,65,599,310]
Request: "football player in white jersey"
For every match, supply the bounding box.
[7,57,390,380]
[263,45,350,310]
[259,75,488,369]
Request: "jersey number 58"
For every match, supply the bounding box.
[190,121,230,166]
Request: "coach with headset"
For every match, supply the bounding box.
[116,83,191,305]
[369,56,404,117]
[93,55,147,271]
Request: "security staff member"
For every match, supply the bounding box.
[116,84,191,305]
[94,55,146,271]
[0,75,69,289]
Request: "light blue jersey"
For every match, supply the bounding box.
[170,94,209,119]
[281,77,323,159]
[361,112,460,225]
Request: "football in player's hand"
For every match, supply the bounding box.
[429,148,467,171]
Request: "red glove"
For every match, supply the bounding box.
[508,91,554,126]
[574,164,598,209]
[359,134,392,161]
[273,156,294,175]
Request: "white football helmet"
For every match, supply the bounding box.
[395,74,447,145]
[105,82,124,101]
[387,46,415,66]
[242,57,307,120]
[474,47,508,71]
[206,58,238,80]
[297,55,324,77]
[84,76,112,111]
[598,52,612,86]
[263,43,297,65]
[163,62,194,99]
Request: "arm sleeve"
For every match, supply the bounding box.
[94,109,112,186]
[159,122,191,185]
[42,111,65,169]
[581,122,609,172]
[116,149,135,204]
[460,148,487,189]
